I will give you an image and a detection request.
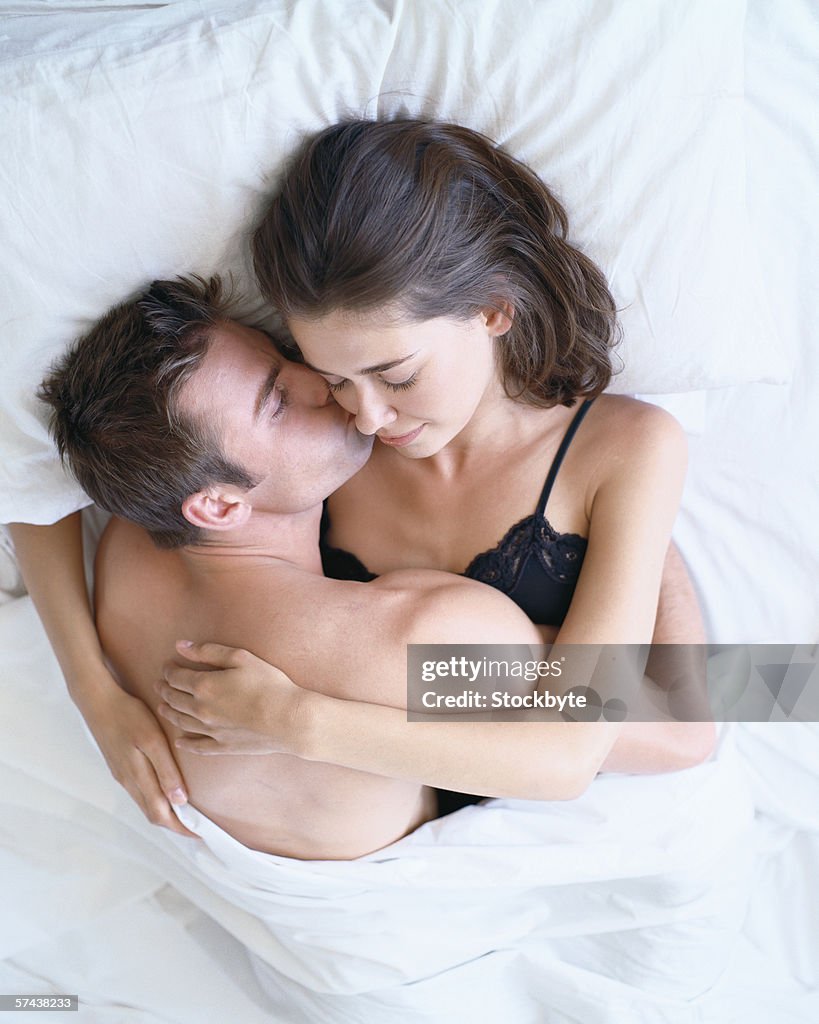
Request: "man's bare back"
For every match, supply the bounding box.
[95,516,542,859]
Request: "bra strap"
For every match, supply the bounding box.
[536,399,595,516]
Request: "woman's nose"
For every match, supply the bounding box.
[348,387,398,436]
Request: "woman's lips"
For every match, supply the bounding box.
[377,425,425,447]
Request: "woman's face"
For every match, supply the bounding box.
[287,306,510,458]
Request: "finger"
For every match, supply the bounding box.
[150,797,200,839]
[157,702,215,735]
[156,679,200,714]
[126,757,200,839]
[135,764,200,839]
[137,732,190,808]
[146,797,200,839]
[176,640,255,670]
[162,663,212,695]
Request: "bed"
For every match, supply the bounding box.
[1,1,817,1021]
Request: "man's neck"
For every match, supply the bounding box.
[180,503,325,576]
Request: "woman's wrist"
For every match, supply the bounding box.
[63,657,121,709]
[288,688,339,760]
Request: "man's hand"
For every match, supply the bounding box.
[157,641,308,756]
[79,682,198,838]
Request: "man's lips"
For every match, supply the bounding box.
[377,425,425,447]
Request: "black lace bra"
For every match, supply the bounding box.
[320,399,593,627]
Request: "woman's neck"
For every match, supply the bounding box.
[424,384,557,477]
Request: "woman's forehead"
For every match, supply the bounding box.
[289,307,413,353]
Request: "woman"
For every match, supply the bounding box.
[10,119,711,832]
[158,120,712,803]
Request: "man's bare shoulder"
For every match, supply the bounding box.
[95,516,173,608]
[95,520,541,708]
[284,568,540,708]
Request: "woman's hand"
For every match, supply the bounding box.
[78,675,198,839]
[7,517,197,838]
[157,641,309,756]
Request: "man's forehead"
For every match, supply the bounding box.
[211,319,280,357]
[175,322,273,418]
[196,321,283,379]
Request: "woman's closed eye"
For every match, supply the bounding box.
[324,373,419,394]
[381,372,418,392]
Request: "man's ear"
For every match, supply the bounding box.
[181,488,252,533]
[481,300,514,338]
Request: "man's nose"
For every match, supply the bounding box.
[347,386,398,436]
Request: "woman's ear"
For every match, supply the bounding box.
[481,300,514,338]
[181,489,252,533]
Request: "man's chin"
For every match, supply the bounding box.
[339,431,374,483]
[321,419,374,489]
[350,425,375,457]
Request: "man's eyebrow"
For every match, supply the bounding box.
[302,352,418,376]
[254,363,281,421]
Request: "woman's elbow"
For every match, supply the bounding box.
[514,775,591,802]
[556,770,596,802]
[516,724,621,801]
[673,721,717,769]
[525,757,602,802]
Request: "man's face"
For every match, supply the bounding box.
[179,321,373,514]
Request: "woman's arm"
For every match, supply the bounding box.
[160,641,619,800]
[550,405,715,771]
[598,542,715,772]
[7,515,197,836]
[541,586,714,776]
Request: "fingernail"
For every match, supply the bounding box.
[177,640,193,649]
[170,787,187,804]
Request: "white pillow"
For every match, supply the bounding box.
[0,0,783,524]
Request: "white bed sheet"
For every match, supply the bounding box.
[0,0,817,1020]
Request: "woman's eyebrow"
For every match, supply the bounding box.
[302,352,418,376]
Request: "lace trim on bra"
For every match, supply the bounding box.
[320,508,588,591]
[463,513,587,591]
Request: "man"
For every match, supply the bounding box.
[41,276,618,860]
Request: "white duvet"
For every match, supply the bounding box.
[2,596,818,1023]
[170,740,756,1023]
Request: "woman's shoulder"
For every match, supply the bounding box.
[581,395,687,497]
[584,394,686,454]
[591,393,682,428]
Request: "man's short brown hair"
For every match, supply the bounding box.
[39,276,257,548]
